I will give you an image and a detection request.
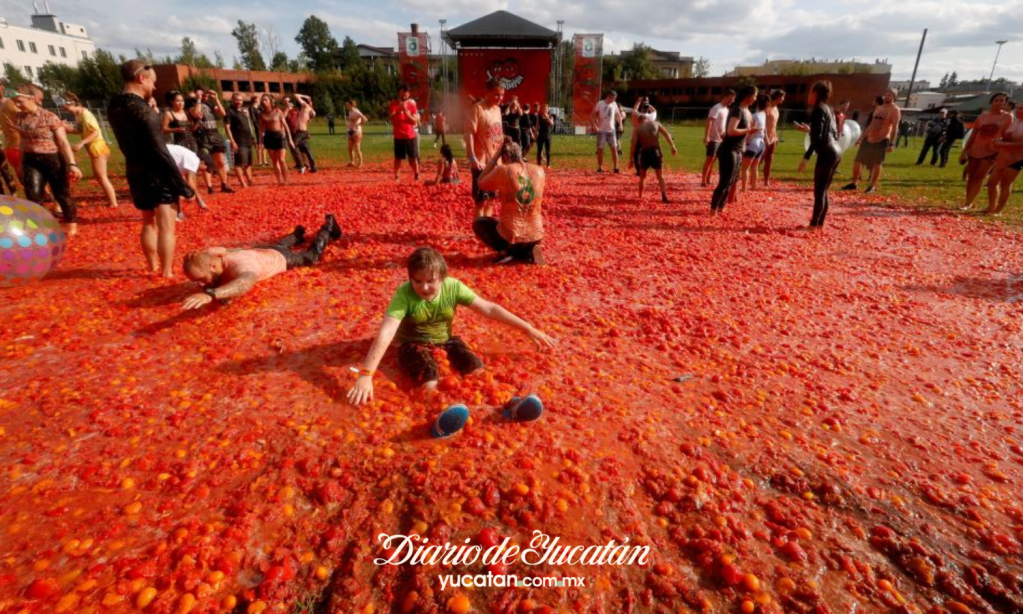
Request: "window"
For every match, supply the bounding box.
[24,66,32,76]
[59,47,66,58]
[81,50,88,59]
[268,81,281,93]
[0,37,4,49]
[48,45,55,56]
[220,80,234,92]
[16,40,25,52]
[29,42,37,53]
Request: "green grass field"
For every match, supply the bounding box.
[80,119,1017,224]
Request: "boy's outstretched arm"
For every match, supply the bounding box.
[467,298,557,349]
[347,315,402,406]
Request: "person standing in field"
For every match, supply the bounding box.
[702,89,735,187]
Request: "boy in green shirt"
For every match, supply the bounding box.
[347,247,556,406]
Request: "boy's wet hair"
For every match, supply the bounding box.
[439,144,454,162]
[407,247,447,279]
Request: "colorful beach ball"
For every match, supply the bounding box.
[0,196,67,287]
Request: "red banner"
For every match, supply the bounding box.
[458,49,551,108]
[572,34,603,126]
[398,33,430,114]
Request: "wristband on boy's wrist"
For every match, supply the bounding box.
[349,366,375,378]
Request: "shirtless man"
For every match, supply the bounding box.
[843,89,901,194]
[286,94,317,173]
[182,214,341,309]
[760,89,785,187]
[628,114,677,202]
[465,78,505,217]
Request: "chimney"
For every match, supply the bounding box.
[410,23,419,34]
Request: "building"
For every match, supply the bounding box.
[908,91,945,110]
[354,43,444,78]
[890,79,931,93]
[616,48,693,79]
[729,59,891,77]
[623,72,892,120]
[150,65,313,105]
[0,5,95,81]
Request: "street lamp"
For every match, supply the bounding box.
[987,40,1008,92]
[439,19,447,97]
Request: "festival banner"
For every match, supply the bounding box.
[458,49,551,107]
[572,34,603,126]
[398,32,431,114]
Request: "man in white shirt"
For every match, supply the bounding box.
[701,89,736,186]
[590,90,621,173]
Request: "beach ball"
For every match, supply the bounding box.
[803,121,862,155]
[0,196,67,287]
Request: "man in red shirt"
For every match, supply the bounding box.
[389,85,420,181]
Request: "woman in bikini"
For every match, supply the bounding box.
[61,93,118,208]
[345,99,367,168]
[959,93,1012,210]
[258,94,295,186]
[986,103,1023,214]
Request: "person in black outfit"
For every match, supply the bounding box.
[797,80,842,228]
[327,112,335,135]
[504,98,522,146]
[519,104,534,156]
[535,103,554,167]
[939,110,965,168]
[225,93,255,187]
[916,108,947,166]
[710,85,757,213]
[108,59,195,278]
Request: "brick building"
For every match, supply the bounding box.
[622,72,892,119]
[151,65,313,105]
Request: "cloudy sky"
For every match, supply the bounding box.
[2,0,1020,84]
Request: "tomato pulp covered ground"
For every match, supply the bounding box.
[1,167,1021,613]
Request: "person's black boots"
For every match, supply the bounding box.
[293,225,306,244]
[325,214,342,240]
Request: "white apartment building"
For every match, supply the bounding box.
[0,4,95,81]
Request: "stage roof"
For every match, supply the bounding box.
[444,11,560,48]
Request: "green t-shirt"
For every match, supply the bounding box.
[385,277,477,344]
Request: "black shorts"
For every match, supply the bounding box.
[705,141,721,158]
[640,147,663,171]
[208,142,227,156]
[854,140,889,167]
[127,173,180,211]
[394,138,419,161]
[1010,159,1023,171]
[263,131,286,151]
[234,146,252,167]
[471,166,495,204]
[197,149,215,170]
[398,337,483,385]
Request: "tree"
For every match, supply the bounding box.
[270,52,289,72]
[37,62,78,93]
[338,36,361,73]
[75,49,124,101]
[939,72,949,88]
[214,51,225,68]
[232,21,266,71]
[262,26,281,62]
[693,56,710,78]
[177,37,214,68]
[620,43,659,81]
[179,37,199,65]
[948,71,958,86]
[295,15,338,72]
[2,63,30,87]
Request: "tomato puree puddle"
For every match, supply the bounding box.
[0,166,1021,612]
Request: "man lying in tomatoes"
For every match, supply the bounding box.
[347,247,556,436]
[180,214,341,310]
